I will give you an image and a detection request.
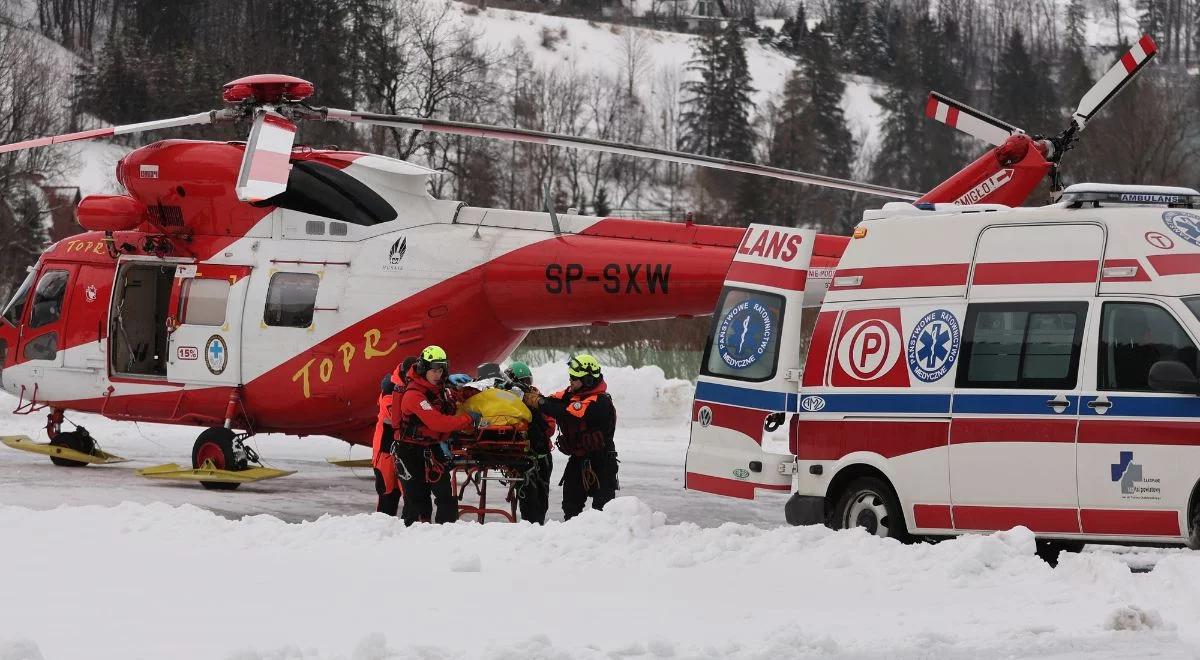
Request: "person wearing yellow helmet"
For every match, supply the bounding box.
[390,345,480,525]
[524,353,619,520]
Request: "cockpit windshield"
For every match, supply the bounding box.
[1,270,35,327]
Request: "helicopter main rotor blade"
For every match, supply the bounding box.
[321,109,921,201]
[1073,34,1157,130]
[925,92,1020,147]
[0,111,228,155]
[235,109,296,203]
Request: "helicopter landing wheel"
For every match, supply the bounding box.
[192,427,247,491]
[48,428,98,468]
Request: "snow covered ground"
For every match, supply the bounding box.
[1,364,1198,659]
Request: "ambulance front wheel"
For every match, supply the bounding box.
[192,427,242,491]
[828,476,911,542]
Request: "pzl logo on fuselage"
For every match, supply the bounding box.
[907,310,960,383]
[737,228,805,262]
[384,236,407,271]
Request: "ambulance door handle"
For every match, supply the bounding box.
[1087,397,1112,414]
[1044,394,1070,413]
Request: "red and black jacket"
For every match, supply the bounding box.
[539,381,616,456]
[391,367,473,445]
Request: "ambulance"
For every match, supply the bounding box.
[685,183,1200,551]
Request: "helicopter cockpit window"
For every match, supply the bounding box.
[255,161,398,226]
[265,272,319,328]
[29,270,69,329]
[1,270,35,326]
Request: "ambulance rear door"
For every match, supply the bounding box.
[684,225,819,499]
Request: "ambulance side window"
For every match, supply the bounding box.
[1099,302,1199,391]
[957,302,1087,389]
[701,287,785,382]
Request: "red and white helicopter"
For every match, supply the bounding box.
[0,35,1155,487]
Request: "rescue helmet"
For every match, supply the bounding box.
[415,345,449,376]
[567,353,602,387]
[505,361,533,385]
[399,355,418,383]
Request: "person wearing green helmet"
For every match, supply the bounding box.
[524,353,619,520]
[505,361,555,524]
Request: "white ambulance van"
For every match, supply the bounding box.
[686,184,1200,551]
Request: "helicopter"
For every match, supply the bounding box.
[0,34,1155,489]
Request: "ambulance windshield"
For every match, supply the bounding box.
[1,270,35,327]
[701,287,784,382]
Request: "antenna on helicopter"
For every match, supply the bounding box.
[925,35,1158,200]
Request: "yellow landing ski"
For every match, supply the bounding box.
[325,457,373,468]
[136,460,295,484]
[1,435,128,464]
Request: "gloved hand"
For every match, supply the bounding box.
[522,390,541,408]
[465,410,484,428]
[448,373,472,387]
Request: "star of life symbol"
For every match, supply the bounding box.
[716,298,774,370]
[204,335,228,375]
[907,310,960,383]
[1162,210,1200,247]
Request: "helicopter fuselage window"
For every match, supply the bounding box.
[264,272,320,328]
[29,270,69,329]
[255,160,397,226]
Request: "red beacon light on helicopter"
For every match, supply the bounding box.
[221,74,315,105]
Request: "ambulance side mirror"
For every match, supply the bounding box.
[1148,361,1200,395]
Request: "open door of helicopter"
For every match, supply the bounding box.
[684,225,823,499]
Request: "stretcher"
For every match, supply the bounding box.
[450,422,537,523]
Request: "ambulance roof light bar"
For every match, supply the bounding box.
[1061,183,1200,208]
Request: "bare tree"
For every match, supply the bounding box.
[0,26,65,301]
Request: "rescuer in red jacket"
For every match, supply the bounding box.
[371,356,416,516]
[390,345,480,525]
[524,354,618,520]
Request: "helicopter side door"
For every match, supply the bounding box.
[166,264,251,385]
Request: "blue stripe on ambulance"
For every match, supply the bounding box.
[694,381,796,411]
[1079,395,1200,417]
[952,393,1081,415]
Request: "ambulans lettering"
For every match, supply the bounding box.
[544,263,671,294]
[1161,210,1200,247]
[907,310,960,382]
[716,299,774,369]
[836,319,902,381]
[736,228,805,262]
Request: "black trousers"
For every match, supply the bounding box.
[373,469,401,516]
[517,453,553,524]
[395,442,457,526]
[561,451,618,520]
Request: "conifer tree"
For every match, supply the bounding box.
[1060,0,1094,107]
[993,28,1059,136]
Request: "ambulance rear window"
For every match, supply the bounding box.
[701,287,784,382]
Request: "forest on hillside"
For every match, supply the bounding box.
[2,0,1199,355]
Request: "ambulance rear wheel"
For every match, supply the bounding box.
[192,427,242,491]
[48,429,96,468]
[829,477,911,542]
